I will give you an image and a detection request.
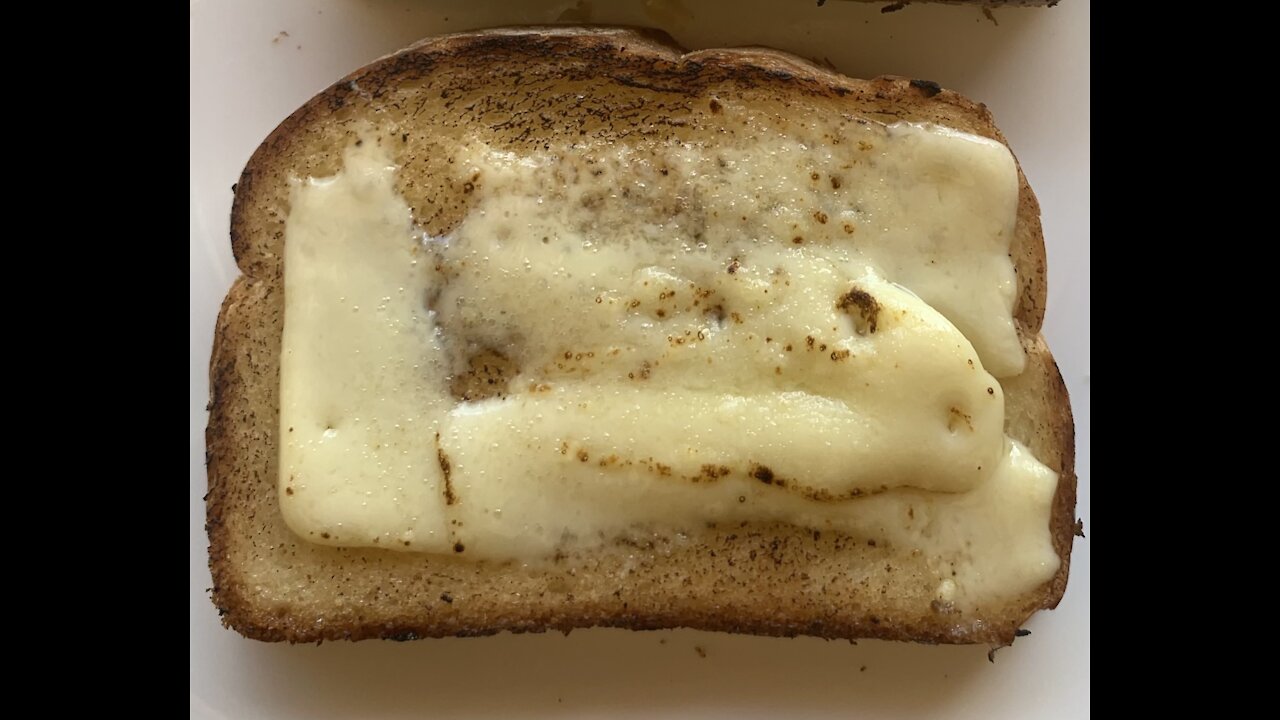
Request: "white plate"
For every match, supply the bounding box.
[190,1,1090,717]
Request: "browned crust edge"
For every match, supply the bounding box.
[208,26,1076,645]
[845,1,1062,7]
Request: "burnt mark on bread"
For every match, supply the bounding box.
[909,79,942,98]
[837,287,880,335]
[609,73,694,96]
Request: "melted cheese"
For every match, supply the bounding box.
[279,119,1060,605]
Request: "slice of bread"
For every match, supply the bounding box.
[206,26,1076,646]
[846,1,1062,7]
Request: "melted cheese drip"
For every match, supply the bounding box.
[279,119,1060,606]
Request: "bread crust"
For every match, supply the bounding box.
[846,1,1062,7]
[207,26,1075,645]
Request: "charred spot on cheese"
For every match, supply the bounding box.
[436,436,456,506]
[837,287,881,335]
[449,348,516,401]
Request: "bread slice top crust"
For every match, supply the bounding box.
[207,26,1075,645]
[847,1,1062,7]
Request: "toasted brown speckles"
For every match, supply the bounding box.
[727,258,741,274]
[708,98,722,114]
[837,287,881,335]
[698,464,731,481]
[792,236,804,244]
[320,532,331,540]
[830,349,850,361]
[751,464,775,484]
[843,223,855,234]
[813,211,828,224]
[577,449,590,463]
[285,487,294,496]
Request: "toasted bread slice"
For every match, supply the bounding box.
[847,1,1061,6]
[206,26,1075,646]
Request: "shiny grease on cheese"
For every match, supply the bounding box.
[279,118,1060,607]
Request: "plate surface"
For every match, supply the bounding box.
[190,1,1090,717]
